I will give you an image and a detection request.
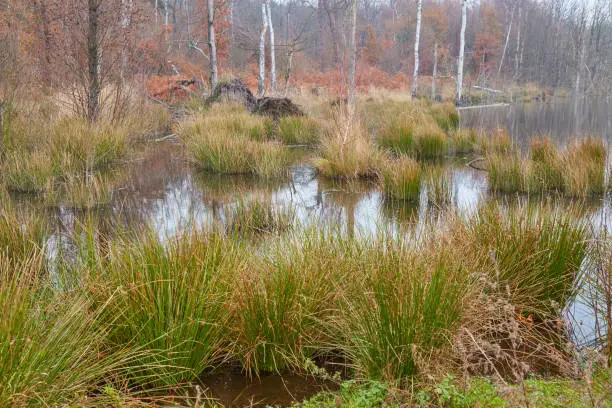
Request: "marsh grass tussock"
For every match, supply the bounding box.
[86,231,240,385]
[450,128,480,155]
[338,243,471,381]
[487,135,608,196]
[463,203,588,315]
[425,164,452,205]
[430,102,459,131]
[314,118,384,180]
[0,254,169,406]
[278,116,323,145]
[381,155,422,202]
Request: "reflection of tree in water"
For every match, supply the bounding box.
[380,198,420,226]
[317,178,375,237]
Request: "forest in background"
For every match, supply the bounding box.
[1,0,611,107]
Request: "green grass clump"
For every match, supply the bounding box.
[530,137,565,192]
[414,122,449,159]
[378,116,448,159]
[278,116,322,145]
[486,136,608,196]
[179,103,274,142]
[465,203,588,314]
[481,129,513,154]
[2,151,55,193]
[381,155,422,202]
[339,243,469,381]
[314,120,384,179]
[0,255,160,406]
[0,203,45,263]
[425,165,452,205]
[179,108,291,178]
[225,198,294,235]
[430,102,459,131]
[186,130,290,178]
[563,137,607,197]
[86,232,239,385]
[488,153,530,194]
[450,128,479,155]
[233,228,345,374]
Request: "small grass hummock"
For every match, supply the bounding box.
[278,116,323,145]
[430,102,460,131]
[450,128,480,155]
[338,245,470,381]
[85,231,240,386]
[488,152,531,194]
[314,118,384,180]
[486,136,608,197]
[381,155,422,202]
[425,164,452,205]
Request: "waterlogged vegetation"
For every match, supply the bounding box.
[0,93,610,407]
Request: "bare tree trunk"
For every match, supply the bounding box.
[155,0,159,25]
[120,0,133,85]
[87,0,101,123]
[498,4,515,76]
[431,42,438,100]
[514,5,521,79]
[347,0,357,113]
[208,0,218,89]
[284,47,294,96]
[411,0,422,98]
[456,0,467,104]
[266,0,276,92]
[258,1,269,96]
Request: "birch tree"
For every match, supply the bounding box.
[498,1,516,76]
[456,0,467,104]
[208,0,218,89]
[266,0,276,92]
[411,0,422,98]
[431,43,438,99]
[258,1,269,95]
[87,0,101,123]
[347,0,357,113]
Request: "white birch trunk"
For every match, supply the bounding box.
[347,0,357,112]
[431,42,438,100]
[258,2,268,96]
[456,0,467,104]
[266,0,276,92]
[208,0,218,89]
[497,4,515,76]
[164,0,169,26]
[411,0,422,98]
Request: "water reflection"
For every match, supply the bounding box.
[459,97,611,145]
